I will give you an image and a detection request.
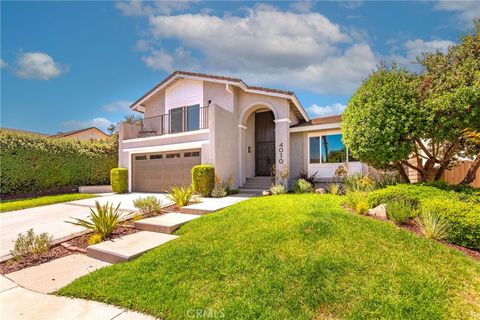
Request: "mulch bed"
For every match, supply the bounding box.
[343,205,480,261]
[0,224,137,274]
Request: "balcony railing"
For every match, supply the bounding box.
[123,105,209,139]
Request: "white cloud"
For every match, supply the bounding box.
[339,1,364,9]
[142,49,174,72]
[60,117,113,132]
[0,59,6,69]
[116,0,194,16]
[137,6,376,95]
[15,52,65,80]
[101,100,133,114]
[289,1,314,13]
[435,1,480,27]
[390,38,455,67]
[306,103,346,117]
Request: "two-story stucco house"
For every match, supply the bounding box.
[118,71,367,193]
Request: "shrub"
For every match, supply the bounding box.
[344,192,369,214]
[421,199,480,250]
[227,188,239,195]
[293,179,314,194]
[10,229,52,259]
[192,165,215,196]
[111,168,128,193]
[270,184,286,195]
[211,185,227,198]
[168,185,194,207]
[133,196,162,217]
[386,199,417,224]
[87,234,103,245]
[297,169,317,185]
[0,129,117,196]
[367,185,426,208]
[67,201,124,240]
[417,210,450,241]
[343,173,375,193]
[326,183,342,195]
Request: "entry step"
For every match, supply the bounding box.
[87,231,178,264]
[135,212,200,234]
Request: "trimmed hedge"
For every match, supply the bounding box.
[110,168,128,193]
[367,184,480,250]
[192,165,215,196]
[0,129,117,196]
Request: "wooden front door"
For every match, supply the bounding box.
[255,111,275,176]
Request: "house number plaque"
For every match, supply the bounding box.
[278,142,284,164]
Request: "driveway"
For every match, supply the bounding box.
[0,193,171,259]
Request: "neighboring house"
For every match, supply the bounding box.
[119,71,370,192]
[50,127,108,141]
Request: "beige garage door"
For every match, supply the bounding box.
[132,149,201,192]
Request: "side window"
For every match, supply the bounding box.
[169,107,183,133]
[309,137,320,164]
[321,134,347,163]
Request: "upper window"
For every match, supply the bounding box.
[309,133,356,164]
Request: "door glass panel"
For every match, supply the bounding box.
[321,134,347,163]
[187,104,200,131]
[170,107,183,133]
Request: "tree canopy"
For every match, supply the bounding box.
[343,21,480,183]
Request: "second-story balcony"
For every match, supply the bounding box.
[123,105,209,140]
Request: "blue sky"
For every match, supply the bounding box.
[1,1,478,134]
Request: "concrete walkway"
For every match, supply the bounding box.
[181,194,252,215]
[0,275,154,320]
[0,193,172,259]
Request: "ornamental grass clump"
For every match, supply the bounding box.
[326,183,342,195]
[168,185,194,207]
[67,201,124,240]
[417,210,450,241]
[386,198,417,225]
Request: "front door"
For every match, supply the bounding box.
[255,111,275,176]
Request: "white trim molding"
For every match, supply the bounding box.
[238,124,247,130]
[123,129,209,144]
[124,140,209,154]
[289,122,341,133]
[274,118,292,124]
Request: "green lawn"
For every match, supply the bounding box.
[58,195,480,319]
[0,193,96,212]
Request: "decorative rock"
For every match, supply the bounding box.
[367,204,387,220]
[262,190,271,196]
[315,188,326,194]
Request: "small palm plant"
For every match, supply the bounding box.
[417,211,450,241]
[67,201,124,240]
[167,185,194,207]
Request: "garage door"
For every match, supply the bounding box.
[132,149,201,192]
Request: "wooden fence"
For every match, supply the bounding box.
[443,160,480,188]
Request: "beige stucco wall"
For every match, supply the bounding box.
[290,132,306,180]
[246,113,255,178]
[143,91,165,118]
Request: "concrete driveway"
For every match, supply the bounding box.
[0,193,171,259]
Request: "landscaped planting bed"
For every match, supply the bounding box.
[59,195,480,319]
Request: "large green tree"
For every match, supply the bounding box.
[343,22,480,183]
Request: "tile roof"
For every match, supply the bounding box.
[49,127,107,138]
[291,114,342,127]
[130,70,295,109]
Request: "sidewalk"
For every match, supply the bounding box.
[0,275,154,320]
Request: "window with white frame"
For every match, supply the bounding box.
[309,133,357,164]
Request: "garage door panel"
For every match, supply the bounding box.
[132,149,201,192]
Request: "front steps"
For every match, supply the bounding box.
[135,212,200,234]
[239,176,272,195]
[87,231,178,263]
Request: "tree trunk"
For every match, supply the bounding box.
[460,153,480,185]
[396,162,411,183]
